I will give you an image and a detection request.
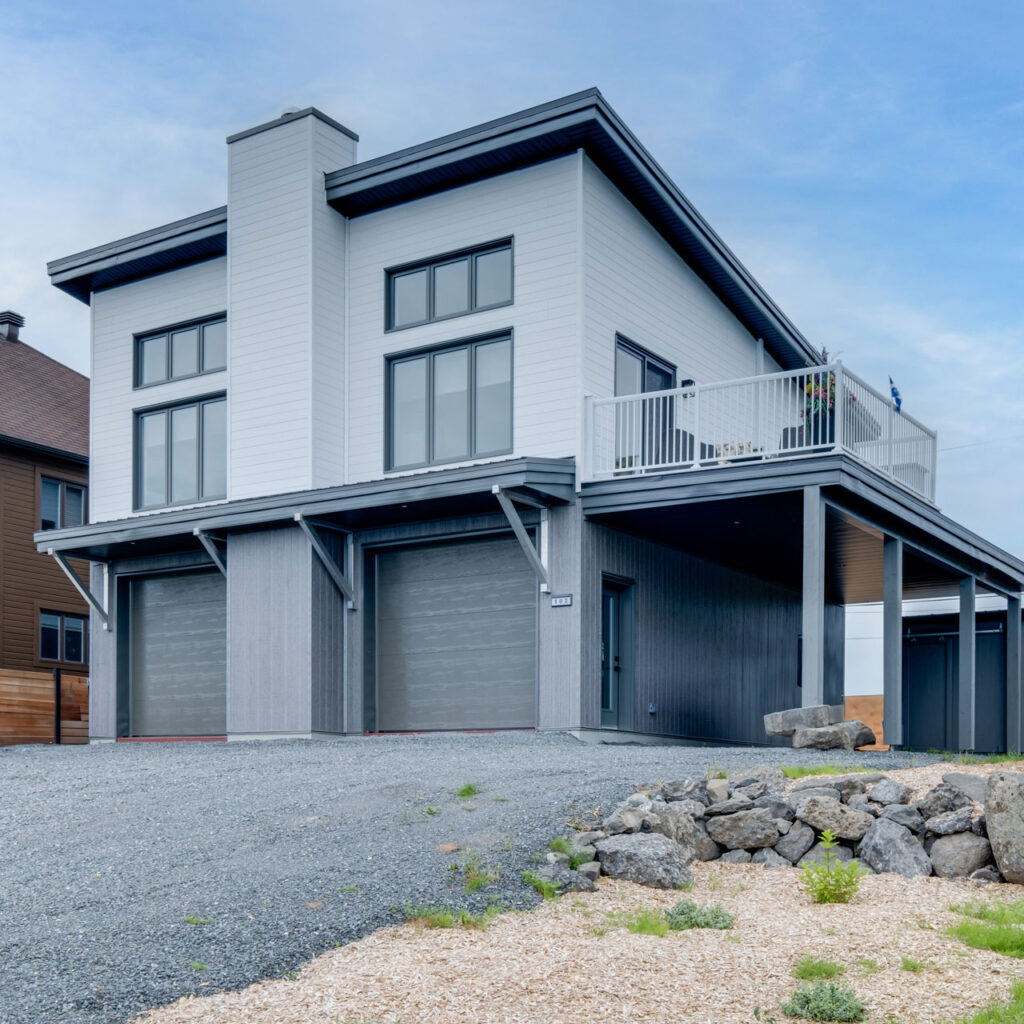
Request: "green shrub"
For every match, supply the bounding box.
[665,899,734,930]
[792,955,845,980]
[780,981,866,1022]
[801,830,866,904]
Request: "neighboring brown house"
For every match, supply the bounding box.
[0,310,89,690]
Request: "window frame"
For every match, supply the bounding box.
[133,393,227,511]
[39,610,87,665]
[39,476,87,531]
[385,238,514,332]
[134,314,227,389]
[385,330,514,472]
[614,335,677,395]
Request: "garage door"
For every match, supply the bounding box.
[130,571,227,736]
[376,534,537,731]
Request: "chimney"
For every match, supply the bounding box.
[0,311,24,341]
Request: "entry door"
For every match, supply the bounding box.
[601,579,634,729]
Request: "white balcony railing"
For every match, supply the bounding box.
[585,362,938,502]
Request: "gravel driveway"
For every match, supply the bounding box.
[0,732,934,1023]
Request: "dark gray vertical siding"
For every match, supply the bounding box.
[581,520,805,745]
[226,527,313,735]
[88,563,117,738]
[824,602,846,707]
[311,528,346,734]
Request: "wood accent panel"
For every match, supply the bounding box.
[0,447,89,673]
[0,669,88,745]
[845,694,888,750]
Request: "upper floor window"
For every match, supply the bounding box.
[386,240,513,331]
[615,336,676,396]
[135,395,227,510]
[136,315,227,388]
[40,611,86,664]
[387,333,512,470]
[40,477,86,530]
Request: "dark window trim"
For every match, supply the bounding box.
[614,334,677,393]
[39,610,88,665]
[385,238,513,332]
[385,329,514,472]
[39,476,88,530]
[133,392,227,512]
[134,313,227,389]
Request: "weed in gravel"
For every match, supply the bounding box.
[456,783,479,798]
[780,764,873,780]
[944,752,1023,765]
[949,899,1024,957]
[189,962,208,971]
[666,899,734,930]
[402,903,498,930]
[606,909,670,936]
[801,831,866,904]
[780,980,866,1022]
[425,806,440,816]
[900,956,928,972]
[338,885,360,894]
[793,956,845,981]
[461,852,500,893]
[183,915,212,926]
[492,796,508,803]
[521,870,560,900]
[548,837,591,870]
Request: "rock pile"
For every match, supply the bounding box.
[535,768,1024,894]
[764,704,877,751]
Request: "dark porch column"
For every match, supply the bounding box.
[882,536,903,747]
[801,486,825,707]
[1008,594,1022,754]
[958,576,977,751]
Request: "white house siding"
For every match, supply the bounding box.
[581,155,781,401]
[89,258,227,523]
[344,155,581,484]
[227,114,356,500]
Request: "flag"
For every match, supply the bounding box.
[889,376,902,415]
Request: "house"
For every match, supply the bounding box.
[39,89,1024,750]
[1,310,90,744]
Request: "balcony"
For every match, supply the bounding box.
[585,363,938,502]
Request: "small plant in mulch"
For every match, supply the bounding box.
[780,980,866,1022]
[801,830,866,904]
[792,955,845,981]
[899,956,929,972]
[402,902,501,930]
[665,899,734,930]
[780,764,874,780]
[948,898,1024,957]
[605,908,670,937]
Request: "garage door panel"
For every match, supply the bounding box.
[131,572,226,737]
[376,535,537,732]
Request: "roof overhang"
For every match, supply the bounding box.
[36,457,575,562]
[48,207,228,304]
[325,88,821,372]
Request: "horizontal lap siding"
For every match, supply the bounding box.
[0,449,89,673]
[581,157,783,401]
[90,259,227,523]
[346,156,580,484]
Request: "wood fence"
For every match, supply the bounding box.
[845,694,887,751]
[0,668,89,746]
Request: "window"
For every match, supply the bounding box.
[40,478,86,530]
[614,336,676,395]
[40,612,86,664]
[386,240,513,330]
[388,334,512,470]
[135,395,227,509]
[136,315,227,387]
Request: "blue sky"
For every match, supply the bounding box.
[4,0,1023,554]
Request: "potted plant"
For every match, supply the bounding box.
[802,371,836,446]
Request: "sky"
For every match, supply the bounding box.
[3,0,1024,555]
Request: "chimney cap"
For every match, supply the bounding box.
[0,311,25,328]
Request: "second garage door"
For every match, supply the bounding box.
[376,534,537,731]
[129,571,227,737]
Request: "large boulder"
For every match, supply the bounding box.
[798,841,853,867]
[692,821,722,861]
[775,824,816,863]
[916,782,973,821]
[530,862,595,893]
[754,795,795,822]
[704,807,778,850]
[879,803,926,833]
[744,765,788,795]
[792,720,876,750]
[602,806,658,836]
[764,704,844,737]
[985,772,1024,884]
[858,818,932,878]
[704,796,754,817]
[790,786,841,806]
[752,847,791,869]
[929,833,993,879]
[924,806,973,836]
[791,796,875,841]
[649,804,699,862]
[790,777,842,795]
[661,778,710,805]
[869,778,913,806]
[705,778,731,804]
[594,833,693,889]
[720,849,752,863]
[943,773,989,804]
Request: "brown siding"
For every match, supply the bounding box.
[0,446,89,673]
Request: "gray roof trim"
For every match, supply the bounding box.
[35,458,576,559]
[48,207,228,304]
[226,106,358,145]
[582,454,1024,590]
[325,89,821,371]
[0,433,88,466]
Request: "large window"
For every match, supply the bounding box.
[136,315,227,388]
[388,334,512,470]
[614,336,676,395]
[136,395,227,509]
[40,611,86,664]
[387,240,513,331]
[40,477,86,530]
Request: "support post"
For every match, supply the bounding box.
[801,486,826,707]
[882,536,903,747]
[194,529,227,576]
[959,576,977,752]
[48,550,109,629]
[493,485,550,591]
[295,513,355,607]
[1008,593,1022,754]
